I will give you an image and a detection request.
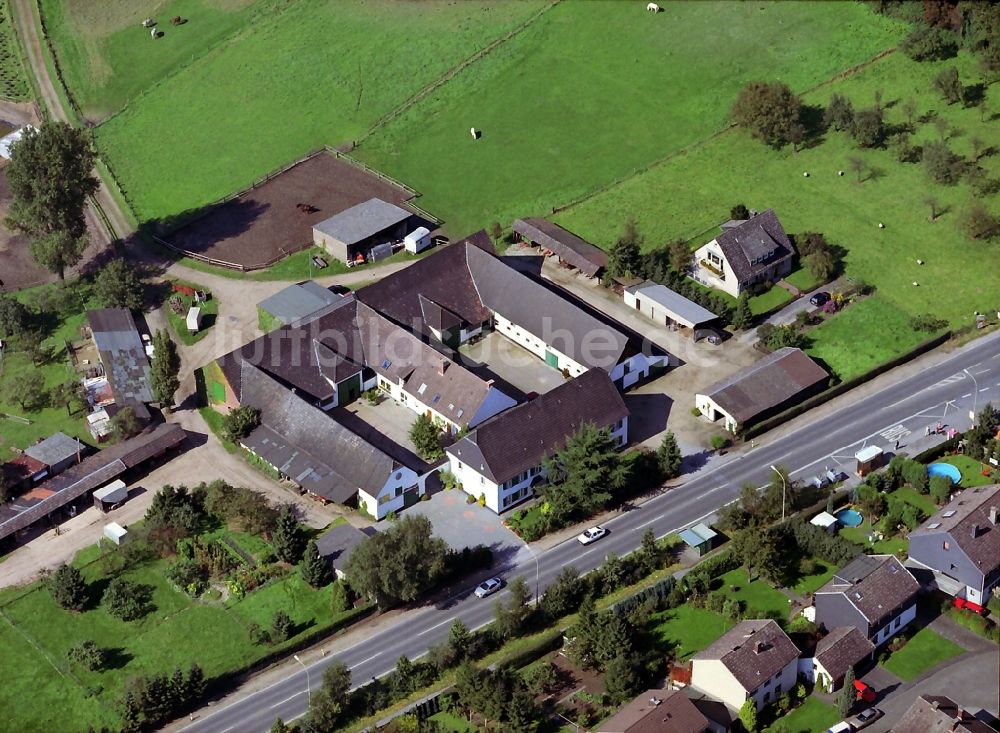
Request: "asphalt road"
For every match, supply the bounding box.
[184,330,1000,733]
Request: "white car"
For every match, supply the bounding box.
[577,526,608,545]
[474,577,502,598]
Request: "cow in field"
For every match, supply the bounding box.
[647,2,661,12]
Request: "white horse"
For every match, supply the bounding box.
[470,127,478,140]
[646,2,660,12]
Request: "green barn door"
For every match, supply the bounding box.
[545,350,559,368]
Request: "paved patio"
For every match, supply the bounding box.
[334,396,428,469]
[458,331,565,398]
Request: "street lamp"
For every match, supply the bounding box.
[770,464,787,522]
[293,654,311,705]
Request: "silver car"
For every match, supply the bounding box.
[474,577,502,598]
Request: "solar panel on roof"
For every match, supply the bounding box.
[432,394,441,404]
[381,359,392,369]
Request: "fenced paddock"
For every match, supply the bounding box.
[158,152,420,271]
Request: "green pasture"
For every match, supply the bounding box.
[648,605,734,660]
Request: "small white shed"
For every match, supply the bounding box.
[855,445,884,477]
[186,306,202,333]
[810,511,838,533]
[404,227,432,254]
[104,522,129,545]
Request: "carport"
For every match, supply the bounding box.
[512,218,607,278]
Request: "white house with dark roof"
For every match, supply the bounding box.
[814,554,920,646]
[445,369,629,513]
[690,620,799,712]
[692,210,795,298]
[696,347,827,433]
[799,625,874,693]
[907,484,1000,605]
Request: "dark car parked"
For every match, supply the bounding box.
[810,291,831,307]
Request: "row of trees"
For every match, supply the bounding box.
[120,663,207,733]
[894,2,1000,76]
[47,563,153,620]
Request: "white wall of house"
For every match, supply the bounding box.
[357,465,421,520]
[469,387,517,428]
[696,394,737,433]
[610,353,667,390]
[493,312,588,377]
[692,657,797,713]
[799,657,837,693]
[693,241,740,298]
[459,325,484,343]
[872,603,917,646]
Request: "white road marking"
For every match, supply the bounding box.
[270,691,304,708]
[980,387,990,392]
[418,615,457,636]
[879,424,910,442]
[961,393,972,398]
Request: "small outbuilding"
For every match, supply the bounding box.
[104,522,129,545]
[854,445,884,477]
[315,523,369,579]
[312,198,413,263]
[624,280,718,335]
[257,280,342,327]
[512,217,608,278]
[93,480,128,512]
[810,511,838,533]
[679,522,718,556]
[403,226,432,254]
[186,306,202,333]
[24,432,84,478]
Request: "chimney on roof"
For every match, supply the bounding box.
[971,524,979,539]
[990,506,998,525]
[754,641,767,654]
[649,697,661,706]
[438,360,448,376]
[931,700,941,710]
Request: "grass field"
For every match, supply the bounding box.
[92,0,547,223]
[889,487,938,517]
[0,0,31,100]
[648,605,734,660]
[356,1,906,235]
[840,520,908,556]
[0,539,366,731]
[790,559,837,596]
[713,568,793,621]
[557,49,1000,378]
[765,697,840,733]
[882,626,964,681]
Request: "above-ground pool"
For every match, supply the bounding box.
[836,508,864,527]
[928,463,962,485]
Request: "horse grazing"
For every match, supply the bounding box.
[646,2,660,12]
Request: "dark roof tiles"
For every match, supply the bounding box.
[910,485,1000,577]
[813,626,874,681]
[817,555,920,630]
[711,209,795,283]
[693,620,799,692]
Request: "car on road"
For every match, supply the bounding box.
[810,291,831,307]
[577,526,608,545]
[474,577,503,598]
[849,708,883,730]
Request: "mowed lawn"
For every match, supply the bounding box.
[39,0,267,120]
[0,545,363,731]
[765,697,840,733]
[713,568,792,620]
[93,0,547,222]
[649,605,734,659]
[883,626,964,681]
[557,51,1000,378]
[356,1,906,235]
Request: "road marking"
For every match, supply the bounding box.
[270,691,304,708]
[418,615,457,636]
[220,728,234,733]
[961,393,972,398]
[355,652,382,667]
[980,387,990,392]
[879,424,910,443]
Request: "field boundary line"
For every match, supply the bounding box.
[352,0,561,147]
[0,606,80,686]
[553,46,900,224]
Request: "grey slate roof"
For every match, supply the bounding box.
[817,555,920,630]
[446,369,628,485]
[258,281,343,325]
[711,209,795,283]
[87,308,153,405]
[315,523,369,573]
[893,694,996,733]
[625,281,718,328]
[693,619,798,692]
[24,432,83,469]
[466,244,630,371]
[813,626,874,682]
[239,362,404,503]
[313,198,411,245]
[910,484,1000,580]
[597,689,708,733]
[513,217,608,277]
[700,347,827,424]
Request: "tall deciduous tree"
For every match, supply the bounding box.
[608,218,643,278]
[932,67,965,105]
[302,661,351,733]
[540,423,629,527]
[731,81,802,148]
[667,238,691,274]
[150,330,180,407]
[49,378,85,416]
[94,259,145,311]
[222,405,260,442]
[344,514,447,607]
[851,107,886,148]
[493,575,532,639]
[111,406,142,441]
[50,563,88,610]
[824,94,855,132]
[3,122,98,279]
[0,296,30,339]
[739,699,759,733]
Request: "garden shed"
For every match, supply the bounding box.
[679,522,717,556]
[104,522,129,545]
[855,445,883,477]
[93,480,128,512]
[810,511,838,533]
[186,306,202,333]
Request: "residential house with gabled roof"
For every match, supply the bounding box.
[236,363,421,519]
[597,689,711,733]
[814,554,920,646]
[696,347,828,433]
[445,369,628,513]
[690,619,799,712]
[315,523,370,579]
[801,626,875,693]
[893,694,996,733]
[907,484,1000,605]
[692,209,796,298]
